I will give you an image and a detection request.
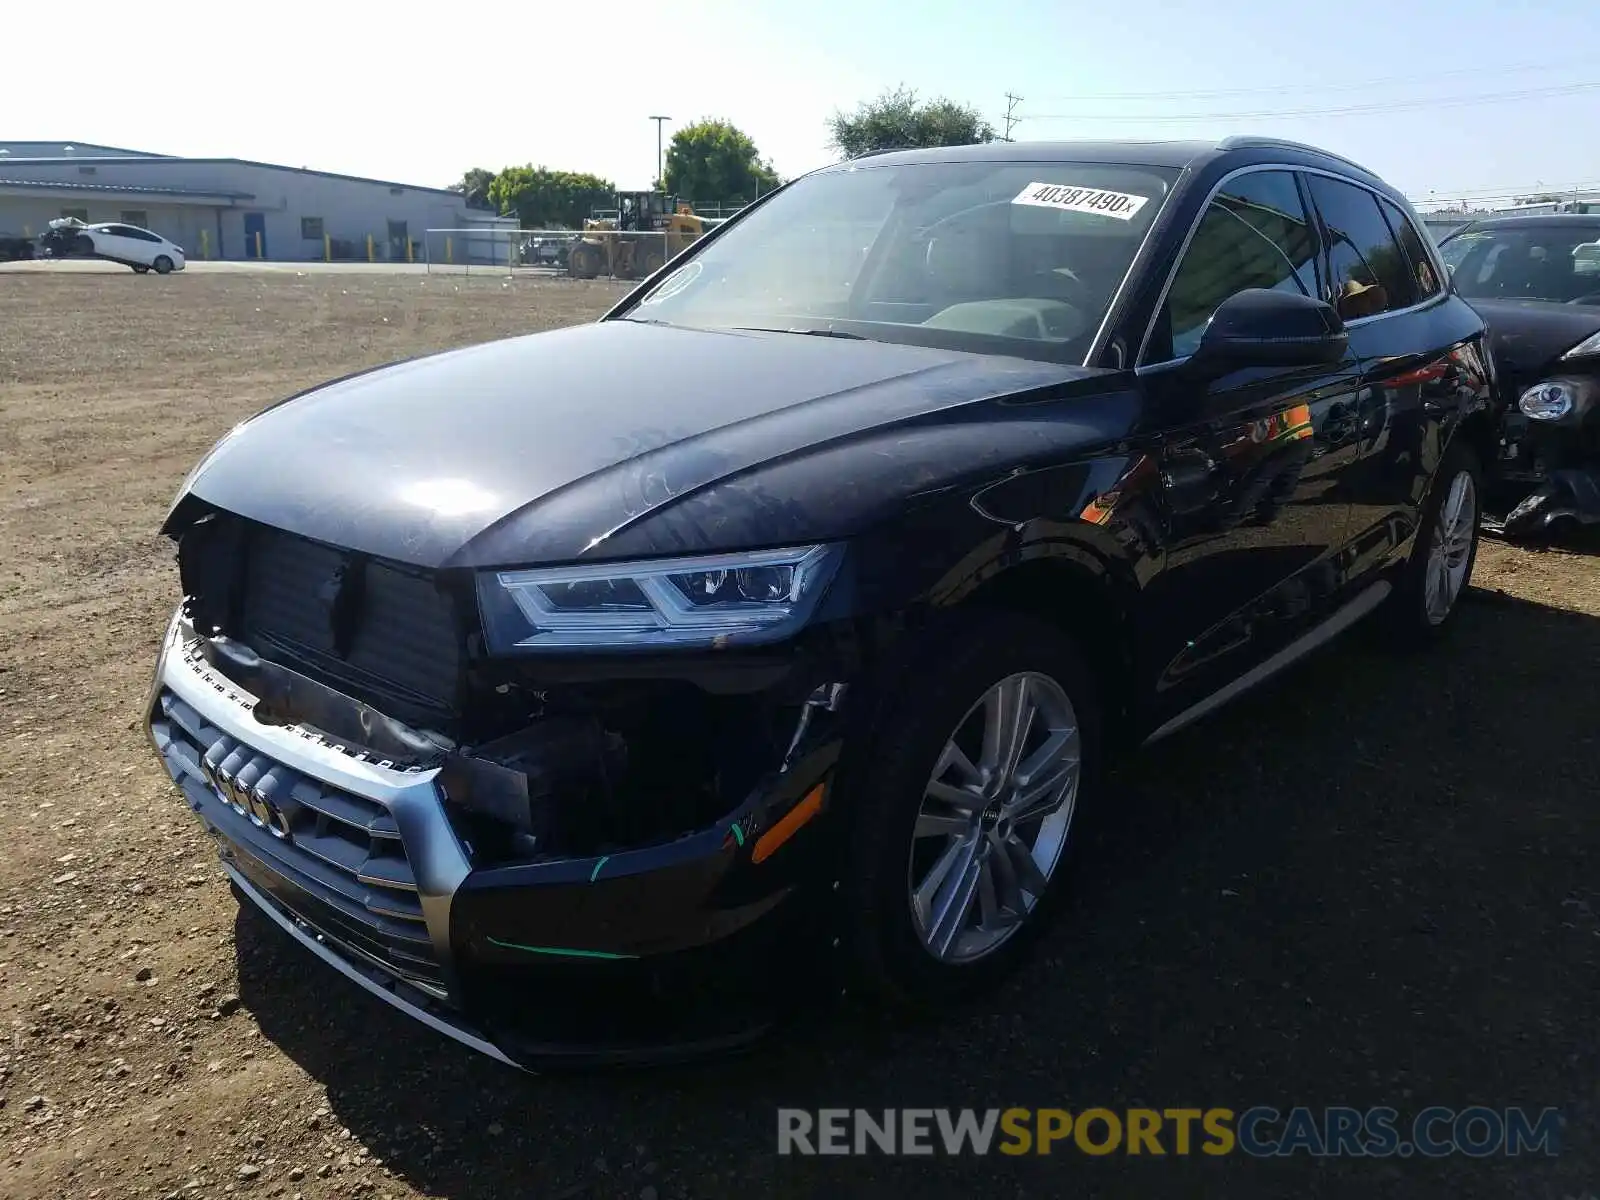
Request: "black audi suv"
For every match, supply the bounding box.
[145,136,1498,1069]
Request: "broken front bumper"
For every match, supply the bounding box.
[142,610,839,1070]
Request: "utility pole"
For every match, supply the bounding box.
[1002,93,1022,142]
[649,115,671,191]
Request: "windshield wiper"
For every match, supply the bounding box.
[731,325,867,340]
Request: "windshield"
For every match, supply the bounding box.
[623,159,1180,364]
[1438,223,1600,305]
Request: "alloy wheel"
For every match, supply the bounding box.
[907,671,1082,964]
[1424,469,1477,625]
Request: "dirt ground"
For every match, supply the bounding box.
[2,268,1597,1200]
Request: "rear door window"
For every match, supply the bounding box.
[1304,175,1418,320]
[1377,196,1442,300]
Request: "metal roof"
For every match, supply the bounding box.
[0,177,253,200]
[0,153,471,199]
[0,140,172,158]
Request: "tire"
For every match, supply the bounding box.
[152,255,174,275]
[634,246,665,278]
[1379,437,1483,643]
[132,264,149,274]
[835,610,1102,1010]
[567,243,600,279]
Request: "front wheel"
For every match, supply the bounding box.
[152,255,174,275]
[836,611,1101,1009]
[567,243,600,279]
[1380,439,1482,642]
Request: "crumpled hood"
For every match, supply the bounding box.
[178,319,1099,568]
[1468,298,1600,377]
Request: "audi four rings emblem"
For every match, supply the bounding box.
[201,742,293,839]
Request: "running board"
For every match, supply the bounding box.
[1142,580,1392,746]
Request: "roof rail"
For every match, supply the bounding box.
[1216,135,1373,175]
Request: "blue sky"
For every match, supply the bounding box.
[6,0,1598,207]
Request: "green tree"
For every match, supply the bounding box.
[489,166,616,228]
[826,86,996,158]
[448,167,496,210]
[662,120,781,207]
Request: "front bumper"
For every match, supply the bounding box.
[143,610,839,1069]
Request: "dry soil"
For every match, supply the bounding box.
[1,267,1597,1200]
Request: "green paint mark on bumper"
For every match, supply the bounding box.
[589,854,610,883]
[730,822,745,847]
[487,936,636,961]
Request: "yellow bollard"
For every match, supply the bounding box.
[446,237,453,265]
[200,229,209,260]
[367,234,374,262]
[254,230,262,260]
[406,237,413,264]
[324,233,331,262]
[23,224,30,237]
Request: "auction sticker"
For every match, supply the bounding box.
[1013,182,1149,220]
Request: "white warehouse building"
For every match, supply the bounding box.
[0,141,516,264]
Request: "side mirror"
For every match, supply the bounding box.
[1191,288,1349,373]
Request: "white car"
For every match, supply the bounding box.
[46,218,186,273]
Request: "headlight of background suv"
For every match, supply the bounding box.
[477,544,845,653]
[1517,376,1597,422]
[1560,329,1600,361]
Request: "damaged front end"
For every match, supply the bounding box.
[145,501,861,1067]
[1487,372,1600,539]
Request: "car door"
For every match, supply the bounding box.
[89,224,127,259]
[127,227,167,266]
[1133,167,1368,725]
[96,224,145,265]
[1300,173,1478,578]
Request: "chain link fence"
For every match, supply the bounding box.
[424,227,710,281]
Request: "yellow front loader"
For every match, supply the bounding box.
[566,192,707,281]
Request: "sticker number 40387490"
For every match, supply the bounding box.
[1013,182,1150,220]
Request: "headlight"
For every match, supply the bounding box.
[477,544,844,653]
[1561,329,1600,360]
[1518,381,1577,421]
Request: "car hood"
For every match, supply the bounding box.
[177,319,1104,568]
[1466,298,1600,377]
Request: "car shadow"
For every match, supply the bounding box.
[1491,523,1600,557]
[234,588,1600,1200]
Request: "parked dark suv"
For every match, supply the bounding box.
[145,136,1497,1069]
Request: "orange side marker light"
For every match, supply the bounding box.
[751,784,826,865]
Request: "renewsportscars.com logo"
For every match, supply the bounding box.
[776,1106,1563,1158]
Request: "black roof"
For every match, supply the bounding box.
[818,136,1391,195]
[1444,212,1600,232]
[835,139,1223,169]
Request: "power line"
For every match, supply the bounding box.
[1415,178,1600,198]
[1022,56,1600,102]
[1020,80,1600,123]
[1411,180,1600,203]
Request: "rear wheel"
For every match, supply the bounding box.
[152,255,174,275]
[1380,438,1482,642]
[634,244,665,278]
[132,264,149,274]
[837,611,1100,1009]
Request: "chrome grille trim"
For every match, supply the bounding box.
[145,609,472,1001]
